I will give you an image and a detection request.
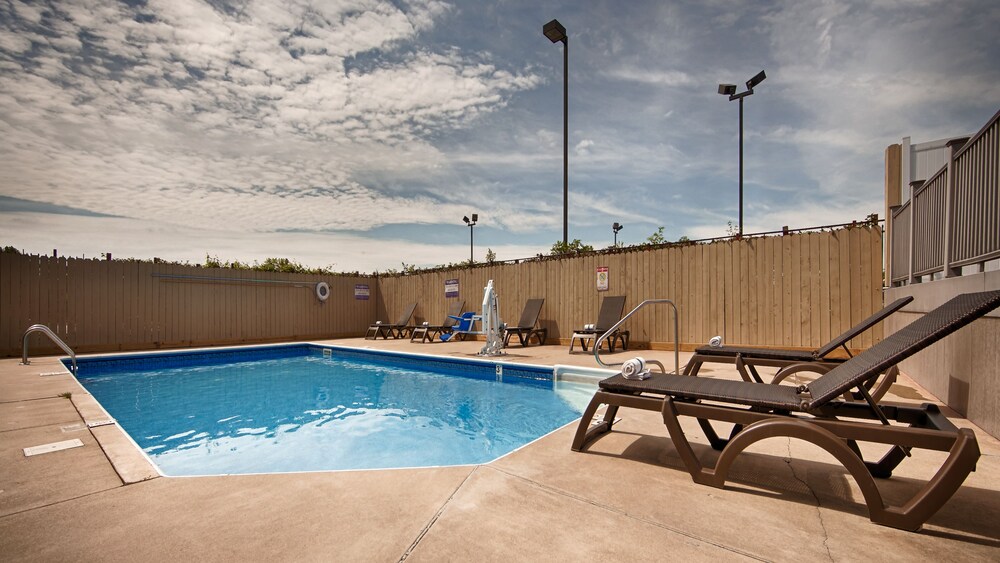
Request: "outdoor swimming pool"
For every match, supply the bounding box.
[67,345,595,476]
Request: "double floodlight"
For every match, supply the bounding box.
[612,222,623,233]
[718,70,766,100]
[716,69,767,239]
[463,214,478,225]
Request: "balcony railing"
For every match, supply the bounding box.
[890,109,1000,286]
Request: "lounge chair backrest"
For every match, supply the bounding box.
[595,296,626,330]
[814,296,915,358]
[394,302,418,327]
[443,300,465,328]
[805,290,1000,407]
[516,298,545,328]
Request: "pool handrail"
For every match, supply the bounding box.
[593,299,680,375]
[22,324,77,373]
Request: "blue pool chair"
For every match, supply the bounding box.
[440,312,476,342]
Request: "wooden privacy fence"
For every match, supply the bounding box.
[2,225,883,357]
[379,225,884,351]
[1,254,374,357]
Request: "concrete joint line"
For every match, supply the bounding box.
[397,466,478,562]
[0,485,122,521]
[67,396,126,488]
[488,465,768,561]
[785,439,833,562]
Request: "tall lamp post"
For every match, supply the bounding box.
[612,222,623,247]
[543,18,568,246]
[463,214,478,263]
[718,69,766,238]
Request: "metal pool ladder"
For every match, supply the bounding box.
[22,324,77,373]
[593,299,680,375]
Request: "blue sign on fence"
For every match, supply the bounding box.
[445,279,459,298]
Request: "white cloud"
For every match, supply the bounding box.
[0,0,543,240]
[1,0,996,271]
[603,67,695,87]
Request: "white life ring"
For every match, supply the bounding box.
[315,281,330,301]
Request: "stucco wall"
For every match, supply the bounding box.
[885,270,1000,438]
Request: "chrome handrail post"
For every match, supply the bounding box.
[593,299,680,374]
[22,324,77,373]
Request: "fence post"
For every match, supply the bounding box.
[942,137,969,278]
[906,180,923,285]
[884,143,902,288]
[887,206,896,284]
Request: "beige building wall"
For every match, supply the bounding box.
[885,270,1000,438]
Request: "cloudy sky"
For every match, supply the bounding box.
[1,0,997,272]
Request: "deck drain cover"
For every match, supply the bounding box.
[87,419,116,428]
[23,439,84,457]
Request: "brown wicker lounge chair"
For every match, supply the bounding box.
[572,290,1000,531]
[503,298,547,346]
[684,296,914,402]
[365,302,417,339]
[411,301,465,343]
[570,295,629,352]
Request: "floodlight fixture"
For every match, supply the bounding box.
[612,222,624,246]
[746,70,766,89]
[543,18,569,245]
[463,214,478,262]
[717,70,767,237]
[543,19,567,43]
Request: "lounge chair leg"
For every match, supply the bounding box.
[864,445,908,479]
[571,393,618,451]
[679,414,980,531]
[734,354,764,383]
[695,418,729,450]
[682,358,704,376]
[661,398,712,483]
[871,428,980,531]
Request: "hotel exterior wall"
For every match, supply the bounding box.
[885,270,1000,438]
[379,226,885,352]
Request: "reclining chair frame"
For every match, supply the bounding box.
[571,290,1000,531]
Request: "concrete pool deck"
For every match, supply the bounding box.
[1,338,999,561]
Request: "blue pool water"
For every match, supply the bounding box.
[69,345,593,476]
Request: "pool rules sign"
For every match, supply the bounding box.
[596,266,609,291]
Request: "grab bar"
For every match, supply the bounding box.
[593,299,680,375]
[21,324,77,373]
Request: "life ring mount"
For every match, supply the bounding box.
[316,281,330,301]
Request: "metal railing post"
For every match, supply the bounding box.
[21,324,77,373]
[907,181,922,285]
[593,299,680,375]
